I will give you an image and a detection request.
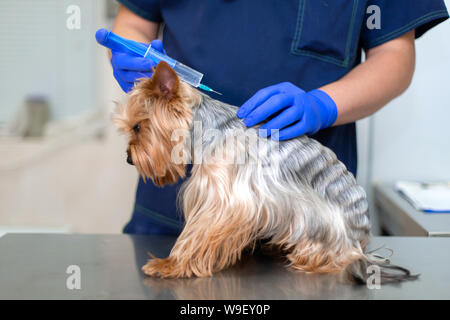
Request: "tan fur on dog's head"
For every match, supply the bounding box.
[113,61,201,186]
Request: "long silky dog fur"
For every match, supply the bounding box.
[113,62,417,283]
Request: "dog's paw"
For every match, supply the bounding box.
[142,257,184,278]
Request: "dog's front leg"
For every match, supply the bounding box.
[142,216,251,278]
[142,163,257,278]
[141,215,218,278]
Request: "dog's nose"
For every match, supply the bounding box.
[127,154,134,165]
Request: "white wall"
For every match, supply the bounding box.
[370,19,450,183]
[357,1,450,233]
[0,0,138,235]
[0,0,98,122]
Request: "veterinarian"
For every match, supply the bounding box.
[99,1,448,235]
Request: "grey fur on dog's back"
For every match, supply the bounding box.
[184,93,416,283]
[191,93,370,237]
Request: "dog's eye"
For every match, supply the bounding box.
[133,123,140,134]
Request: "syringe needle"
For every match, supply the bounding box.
[198,84,222,95]
[209,89,222,95]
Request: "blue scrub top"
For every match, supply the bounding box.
[117,0,448,235]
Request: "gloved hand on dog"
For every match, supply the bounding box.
[237,82,338,141]
[95,29,165,93]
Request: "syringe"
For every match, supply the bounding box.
[95,28,222,95]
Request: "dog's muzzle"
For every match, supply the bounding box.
[127,154,134,165]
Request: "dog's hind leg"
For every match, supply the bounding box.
[142,162,259,278]
[284,236,363,274]
[268,190,364,275]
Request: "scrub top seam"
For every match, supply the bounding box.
[291,0,306,54]
[134,203,182,229]
[290,0,359,67]
[117,0,162,22]
[343,0,360,66]
[364,10,449,49]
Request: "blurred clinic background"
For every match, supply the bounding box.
[0,0,449,237]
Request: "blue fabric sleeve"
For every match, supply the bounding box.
[361,0,448,50]
[116,0,162,22]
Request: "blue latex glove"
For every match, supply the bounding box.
[95,29,165,93]
[237,82,338,141]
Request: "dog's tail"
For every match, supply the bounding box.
[345,246,419,285]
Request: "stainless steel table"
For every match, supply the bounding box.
[0,234,449,299]
[374,184,450,237]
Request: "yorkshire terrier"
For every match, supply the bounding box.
[114,61,416,283]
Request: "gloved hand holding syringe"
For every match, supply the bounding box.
[95,28,221,95]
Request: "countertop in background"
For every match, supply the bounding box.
[374,184,450,236]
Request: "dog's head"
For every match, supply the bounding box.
[113,61,201,185]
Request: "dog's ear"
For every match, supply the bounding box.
[150,61,180,99]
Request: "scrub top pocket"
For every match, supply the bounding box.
[291,0,363,67]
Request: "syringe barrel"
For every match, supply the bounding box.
[172,62,203,87]
[100,29,204,88]
[144,46,203,87]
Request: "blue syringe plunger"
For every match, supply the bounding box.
[95,28,221,94]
